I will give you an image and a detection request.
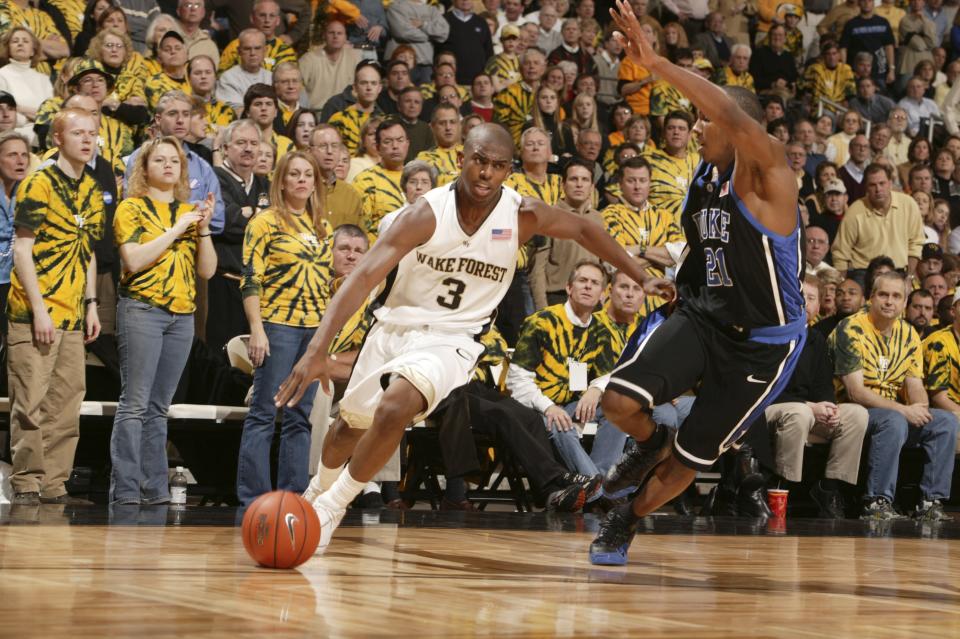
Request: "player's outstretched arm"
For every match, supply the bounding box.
[519,197,674,301]
[274,202,437,407]
[610,0,797,234]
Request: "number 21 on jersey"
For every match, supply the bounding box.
[704,247,733,287]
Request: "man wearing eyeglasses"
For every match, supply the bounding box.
[208,118,269,353]
[309,124,363,229]
[175,0,220,67]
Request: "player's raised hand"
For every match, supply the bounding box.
[610,0,661,69]
[643,276,675,302]
[275,346,334,407]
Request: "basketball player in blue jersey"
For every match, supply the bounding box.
[587,1,807,565]
[274,122,673,553]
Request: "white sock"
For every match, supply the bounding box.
[322,467,366,510]
[362,482,381,495]
[318,462,345,491]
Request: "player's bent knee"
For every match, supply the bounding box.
[601,389,650,423]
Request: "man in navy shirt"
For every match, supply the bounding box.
[840,0,896,87]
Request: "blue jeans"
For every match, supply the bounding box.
[237,322,318,505]
[652,396,696,430]
[865,407,958,501]
[546,402,628,477]
[110,298,194,504]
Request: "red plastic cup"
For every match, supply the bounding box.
[767,489,788,518]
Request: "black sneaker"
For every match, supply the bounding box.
[547,474,601,512]
[860,496,906,521]
[810,482,845,519]
[12,491,40,505]
[603,428,675,498]
[589,505,639,566]
[913,499,952,522]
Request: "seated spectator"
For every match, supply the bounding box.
[548,18,596,76]
[523,85,565,160]
[923,290,960,452]
[175,0,220,66]
[215,29,272,115]
[505,127,563,203]
[831,163,925,281]
[415,104,463,185]
[925,198,950,248]
[353,118,408,238]
[242,83,294,161]
[825,109,862,166]
[838,134,871,203]
[749,24,797,93]
[828,271,958,520]
[898,75,942,137]
[717,43,754,91]
[466,73,496,122]
[906,288,937,338]
[346,116,381,183]
[814,277,864,336]
[767,277,868,518]
[810,178,848,244]
[0,27,53,146]
[646,110,699,224]
[804,161,839,218]
[309,125,362,230]
[329,61,385,156]
[922,272,949,309]
[803,40,856,109]
[507,261,627,481]
[396,87,433,162]
[273,63,306,129]
[217,0,295,73]
[805,224,838,278]
[144,30,192,111]
[494,47,547,146]
[285,109,317,153]
[786,142,815,198]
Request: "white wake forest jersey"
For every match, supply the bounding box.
[373,182,521,332]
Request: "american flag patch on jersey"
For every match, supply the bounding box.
[491,228,512,240]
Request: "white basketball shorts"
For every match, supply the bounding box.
[338,322,485,429]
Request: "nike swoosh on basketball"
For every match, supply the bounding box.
[285,513,299,549]
[747,375,767,384]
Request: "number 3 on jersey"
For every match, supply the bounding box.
[704,247,733,287]
[437,277,466,309]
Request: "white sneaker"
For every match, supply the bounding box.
[302,476,324,503]
[312,493,346,555]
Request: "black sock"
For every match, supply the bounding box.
[820,478,840,492]
[381,481,400,502]
[637,424,666,450]
[444,477,467,503]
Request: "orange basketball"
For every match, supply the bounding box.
[241,491,321,569]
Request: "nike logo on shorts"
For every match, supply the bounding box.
[747,375,768,384]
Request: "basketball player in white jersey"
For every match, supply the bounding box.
[275,123,672,552]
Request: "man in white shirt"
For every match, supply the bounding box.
[215,29,273,113]
[897,76,942,137]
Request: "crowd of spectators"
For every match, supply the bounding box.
[0,0,958,521]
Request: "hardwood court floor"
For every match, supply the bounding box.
[1,508,959,638]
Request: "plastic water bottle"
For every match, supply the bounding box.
[170,467,188,506]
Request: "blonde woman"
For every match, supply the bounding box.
[85,28,148,114]
[237,151,333,505]
[110,136,217,504]
[524,85,564,159]
[562,93,600,156]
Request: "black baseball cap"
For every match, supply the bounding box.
[0,91,16,108]
[922,243,944,261]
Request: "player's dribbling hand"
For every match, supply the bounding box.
[275,347,333,408]
[610,0,661,69]
[545,405,575,432]
[643,277,676,302]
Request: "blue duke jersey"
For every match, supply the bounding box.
[676,162,806,339]
[372,183,521,333]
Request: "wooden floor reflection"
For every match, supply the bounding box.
[1,516,959,638]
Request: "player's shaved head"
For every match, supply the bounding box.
[464,123,514,160]
[726,86,763,123]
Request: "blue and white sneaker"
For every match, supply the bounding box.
[588,505,638,566]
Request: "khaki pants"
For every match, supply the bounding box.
[767,401,868,485]
[7,323,86,496]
